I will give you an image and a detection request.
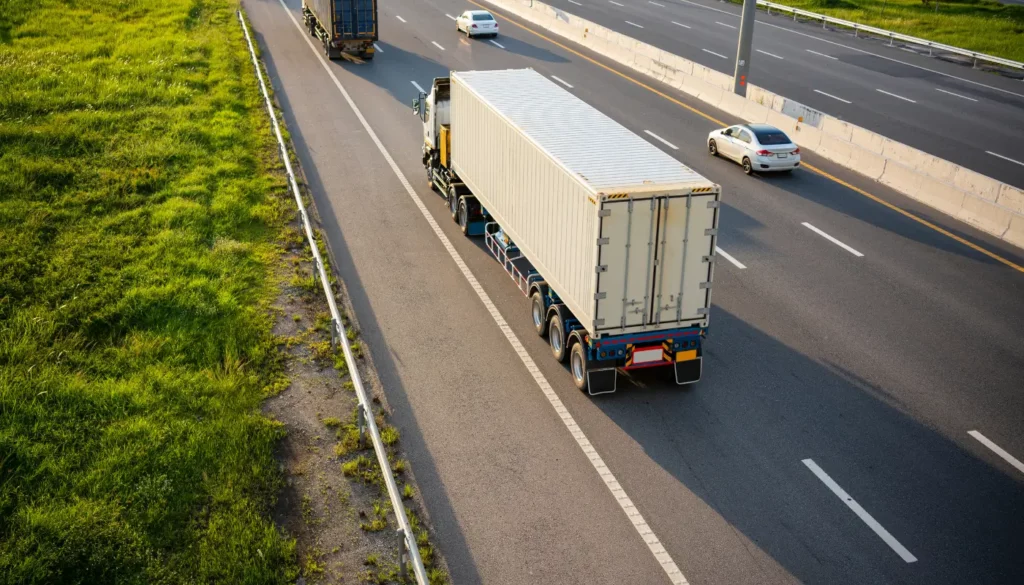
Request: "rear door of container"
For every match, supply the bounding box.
[594,191,718,332]
[336,0,376,39]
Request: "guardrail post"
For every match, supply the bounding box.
[889,33,894,47]
[330,317,338,350]
[398,529,409,580]
[357,403,366,447]
[312,257,319,286]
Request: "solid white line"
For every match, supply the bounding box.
[802,222,864,257]
[715,247,746,269]
[934,88,977,102]
[969,431,1024,475]
[551,75,574,89]
[672,21,691,29]
[609,0,624,5]
[626,21,644,28]
[373,43,382,52]
[445,13,456,21]
[650,1,665,6]
[876,88,916,103]
[490,39,506,49]
[569,0,583,5]
[703,49,728,60]
[432,41,446,51]
[396,15,406,23]
[814,89,852,104]
[806,49,837,60]
[803,459,917,563]
[756,49,783,59]
[277,2,690,583]
[716,21,737,30]
[671,0,1024,100]
[411,80,426,94]
[986,151,1024,167]
[644,129,678,150]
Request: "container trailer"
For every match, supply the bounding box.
[303,0,377,60]
[413,68,721,395]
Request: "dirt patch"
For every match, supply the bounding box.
[264,216,449,584]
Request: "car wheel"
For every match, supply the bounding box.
[708,139,718,156]
[742,157,753,175]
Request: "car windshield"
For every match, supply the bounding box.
[472,13,493,21]
[753,130,791,145]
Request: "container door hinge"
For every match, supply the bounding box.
[704,228,718,236]
[697,308,709,316]
[598,209,612,217]
[597,237,610,246]
[702,255,715,264]
[699,282,712,290]
[594,318,605,327]
[596,265,608,273]
[594,292,607,300]
[706,201,720,208]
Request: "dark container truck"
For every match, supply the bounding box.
[303,0,378,60]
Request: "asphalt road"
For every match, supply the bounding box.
[244,0,1024,583]
[537,0,1024,189]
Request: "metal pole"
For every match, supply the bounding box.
[733,0,757,96]
[398,529,409,580]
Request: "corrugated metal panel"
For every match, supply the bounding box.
[453,69,712,194]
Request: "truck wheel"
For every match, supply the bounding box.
[531,292,547,337]
[448,188,459,221]
[570,343,588,392]
[427,168,435,192]
[548,316,567,363]
[361,51,374,60]
[458,198,470,236]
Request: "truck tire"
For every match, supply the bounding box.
[548,315,567,363]
[361,50,374,60]
[570,343,588,392]
[531,292,547,337]
[427,167,435,192]
[458,198,470,236]
[448,187,459,221]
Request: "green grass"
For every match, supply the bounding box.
[749,0,1024,62]
[0,0,300,582]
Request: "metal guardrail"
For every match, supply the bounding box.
[237,11,429,585]
[756,0,1024,71]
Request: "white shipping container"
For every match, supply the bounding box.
[450,69,721,338]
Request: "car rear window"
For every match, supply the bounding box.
[473,13,493,21]
[753,130,791,145]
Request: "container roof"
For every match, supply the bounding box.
[452,68,714,194]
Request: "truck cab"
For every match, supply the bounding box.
[413,78,473,219]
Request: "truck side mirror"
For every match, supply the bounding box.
[412,99,420,116]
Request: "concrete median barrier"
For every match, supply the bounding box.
[484,0,1024,250]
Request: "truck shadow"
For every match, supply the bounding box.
[336,42,450,107]
[591,308,1024,584]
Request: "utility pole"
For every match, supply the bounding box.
[733,0,757,96]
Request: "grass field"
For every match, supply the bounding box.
[0,0,300,582]
[752,0,1024,62]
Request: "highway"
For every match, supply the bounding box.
[242,0,1024,583]
[539,0,1024,189]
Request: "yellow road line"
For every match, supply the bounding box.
[472,0,1024,274]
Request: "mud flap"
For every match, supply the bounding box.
[587,367,617,396]
[674,357,702,385]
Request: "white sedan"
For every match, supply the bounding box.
[708,123,801,175]
[456,10,499,38]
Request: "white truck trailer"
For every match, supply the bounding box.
[413,69,721,395]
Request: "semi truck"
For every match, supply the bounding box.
[302,0,377,60]
[412,69,721,395]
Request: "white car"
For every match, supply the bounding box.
[456,10,499,38]
[707,123,801,175]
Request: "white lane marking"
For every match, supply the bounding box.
[609,0,624,5]
[277,2,690,583]
[445,13,456,20]
[490,39,506,49]
[703,49,728,60]
[934,88,978,102]
[626,21,644,28]
[716,21,737,30]
[432,41,446,51]
[569,0,583,5]
[814,89,852,104]
[806,49,837,60]
[411,80,426,94]
[876,88,916,103]
[715,247,747,269]
[969,431,1024,475]
[803,459,917,563]
[670,0,1024,100]
[551,75,574,88]
[373,43,382,52]
[644,130,678,150]
[986,151,1024,167]
[396,15,406,23]
[756,49,783,59]
[650,1,665,6]
[802,222,864,257]
[672,21,691,28]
